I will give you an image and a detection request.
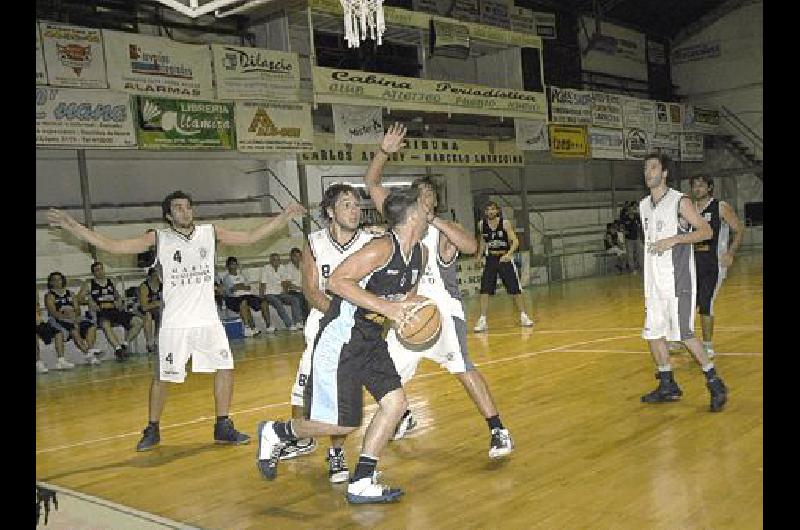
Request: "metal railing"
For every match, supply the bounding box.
[720,105,763,160]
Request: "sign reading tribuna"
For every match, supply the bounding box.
[313,67,546,120]
[299,135,524,166]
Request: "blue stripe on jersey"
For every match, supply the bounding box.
[309,300,357,424]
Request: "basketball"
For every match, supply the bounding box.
[396,295,441,350]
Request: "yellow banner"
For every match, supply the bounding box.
[299,134,524,166]
[548,125,588,158]
[307,0,542,48]
[313,67,546,119]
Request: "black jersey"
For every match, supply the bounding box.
[694,198,729,270]
[320,231,424,342]
[140,280,163,305]
[481,215,511,256]
[48,289,76,312]
[90,278,117,308]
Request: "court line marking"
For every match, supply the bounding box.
[37,481,199,529]
[560,349,763,357]
[36,334,637,455]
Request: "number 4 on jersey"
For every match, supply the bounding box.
[165,352,173,364]
[173,251,182,263]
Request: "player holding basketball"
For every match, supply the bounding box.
[365,122,514,459]
[47,191,305,450]
[638,154,728,412]
[256,187,426,504]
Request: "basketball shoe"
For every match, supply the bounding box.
[279,437,317,460]
[327,447,349,484]
[392,410,417,440]
[346,472,404,504]
[707,376,728,412]
[489,428,514,459]
[473,316,488,332]
[641,371,683,403]
[256,421,286,480]
[136,424,160,451]
[214,417,250,445]
[520,313,534,327]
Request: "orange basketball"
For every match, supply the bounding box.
[397,295,441,350]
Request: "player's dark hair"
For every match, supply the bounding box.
[320,183,358,221]
[290,247,301,255]
[484,201,499,210]
[383,187,421,229]
[689,174,715,194]
[47,271,66,289]
[225,256,238,267]
[162,190,193,222]
[412,176,440,209]
[644,153,673,178]
[90,262,103,274]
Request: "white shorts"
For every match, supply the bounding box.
[290,310,322,407]
[642,295,696,343]
[158,322,234,383]
[387,311,473,385]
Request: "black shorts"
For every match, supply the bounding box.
[96,308,135,329]
[36,322,61,345]
[304,326,402,428]
[224,295,263,313]
[52,318,94,340]
[479,255,522,295]
[696,264,723,316]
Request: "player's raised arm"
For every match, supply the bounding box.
[364,122,407,214]
[48,209,155,255]
[215,203,306,246]
[431,216,478,258]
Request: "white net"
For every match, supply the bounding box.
[339,0,385,48]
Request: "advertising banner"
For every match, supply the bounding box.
[136,97,234,150]
[650,131,681,160]
[515,119,549,151]
[104,30,214,100]
[622,97,655,131]
[672,41,721,64]
[624,127,650,159]
[549,86,593,125]
[332,104,384,144]
[655,101,683,133]
[684,105,720,134]
[36,87,136,148]
[549,125,588,158]
[579,16,647,81]
[533,12,557,39]
[300,135,524,166]
[681,133,704,161]
[40,21,108,88]
[480,0,513,29]
[588,127,624,159]
[591,92,623,128]
[235,101,313,153]
[212,44,300,101]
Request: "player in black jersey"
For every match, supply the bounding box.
[257,187,427,504]
[36,290,65,373]
[473,201,534,332]
[44,271,102,367]
[138,267,163,355]
[690,175,745,358]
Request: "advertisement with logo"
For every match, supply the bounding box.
[549,86,592,125]
[137,97,234,150]
[622,97,655,131]
[671,41,721,64]
[313,67,546,120]
[235,101,313,153]
[104,30,214,100]
[36,23,48,85]
[548,125,588,158]
[684,105,720,134]
[509,6,534,33]
[36,87,136,148]
[480,0,513,29]
[533,12,557,39]
[515,119,549,151]
[588,127,624,159]
[624,127,650,159]
[300,135,524,167]
[655,101,683,133]
[40,21,108,89]
[212,45,300,101]
[650,131,681,160]
[591,92,623,128]
[332,104,384,144]
[579,16,647,81]
[681,133,704,161]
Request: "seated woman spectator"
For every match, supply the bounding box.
[138,267,162,355]
[77,262,143,361]
[44,272,103,366]
[36,290,67,373]
[220,256,267,337]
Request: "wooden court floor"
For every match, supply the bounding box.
[36,253,763,529]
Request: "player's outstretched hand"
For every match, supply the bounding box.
[381,122,407,153]
[47,208,80,231]
[284,203,307,218]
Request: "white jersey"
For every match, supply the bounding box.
[418,225,464,319]
[156,224,220,329]
[639,189,696,300]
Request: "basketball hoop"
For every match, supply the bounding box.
[339,0,385,48]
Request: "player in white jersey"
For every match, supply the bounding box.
[365,123,514,459]
[47,191,305,450]
[279,183,376,483]
[638,154,728,412]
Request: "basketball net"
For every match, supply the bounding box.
[339,0,385,48]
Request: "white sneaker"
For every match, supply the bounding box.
[346,472,404,504]
[54,357,75,370]
[36,361,49,374]
[520,314,534,328]
[244,327,260,338]
[263,326,276,334]
[473,316,488,333]
[489,428,514,459]
[88,348,104,357]
[85,353,101,365]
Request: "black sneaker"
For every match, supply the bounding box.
[256,421,285,480]
[707,377,728,412]
[214,418,250,445]
[279,437,317,460]
[327,447,349,484]
[641,372,683,403]
[136,424,160,452]
[114,345,127,362]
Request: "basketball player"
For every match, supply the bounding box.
[44,271,102,366]
[638,154,728,412]
[690,175,745,358]
[279,183,377,483]
[473,201,534,332]
[365,122,514,459]
[256,187,426,504]
[47,191,305,450]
